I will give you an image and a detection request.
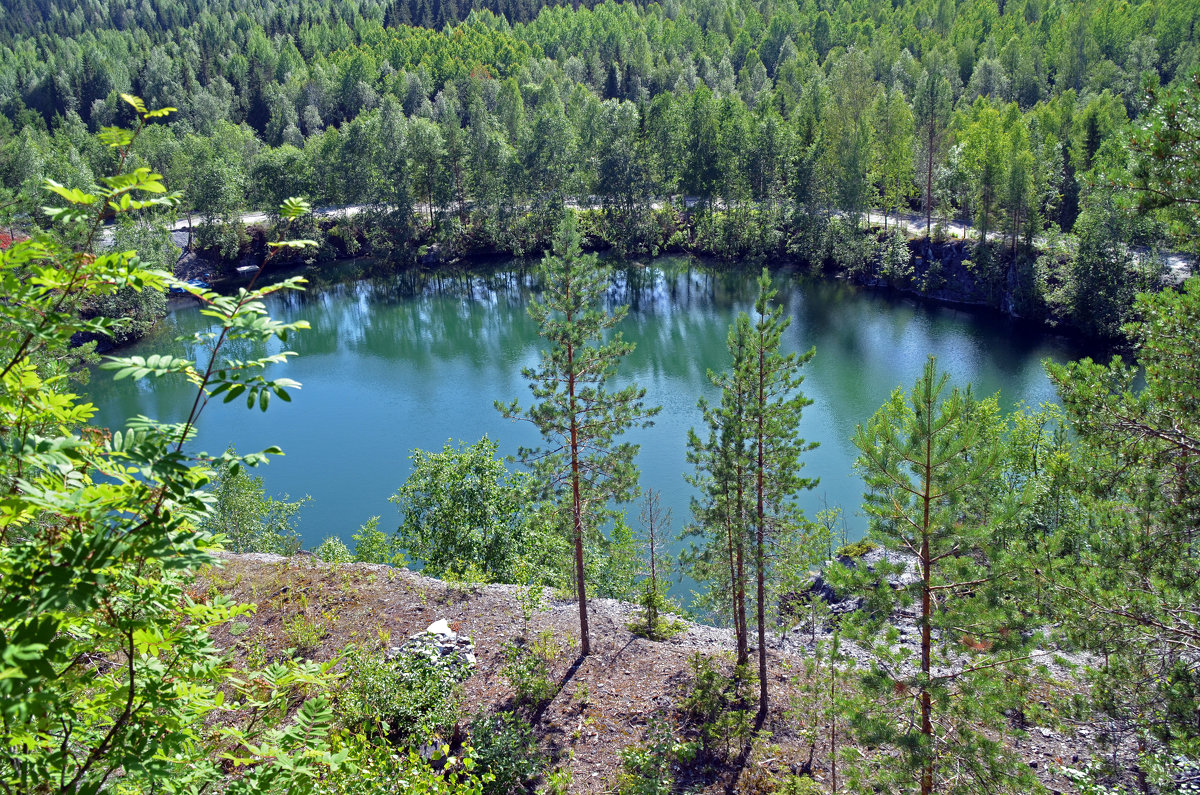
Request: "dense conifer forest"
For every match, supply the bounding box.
[1,0,1199,792]
[2,0,1198,332]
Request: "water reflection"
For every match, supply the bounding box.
[85,256,1094,601]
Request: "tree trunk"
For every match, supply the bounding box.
[926,121,935,237]
[831,628,839,794]
[920,432,934,795]
[756,341,768,721]
[735,471,748,666]
[567,304,590,656]
[724,499,744,662]
[452,160,466,224]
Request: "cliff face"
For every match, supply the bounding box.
[202,552,1117,793]
[860,237,1055,325]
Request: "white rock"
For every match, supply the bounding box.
[426,619,456,639]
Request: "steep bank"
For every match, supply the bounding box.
[171,209,1182,346]
[202,552,1125,794]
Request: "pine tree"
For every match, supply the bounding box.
[840,357,1038,794]
[913,69,952,236]
[745,268,817,720]
[684,313,754,665]
[636,488,674,639]
[1045,278,1200,768]
[497,213,659,656]
[685,269,818,718]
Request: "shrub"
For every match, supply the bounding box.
[775,775,825,794]
[0,96,344,793]
[630,578,685,641]
[390,437,563,585]
[468,711,545,793]
[283,611,332,656]
[835,540,876,559]
[500,630,560,708]
[201,449,309,555]
[336,644,462,745]
[616,716,696,795]
[318,734,490,795]
[879,229,913,282]
[681,653,756,761]
[315,535,353,564]
[352,515,405,566]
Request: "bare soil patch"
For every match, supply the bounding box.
[200,553,1120,793]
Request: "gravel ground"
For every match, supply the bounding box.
[201,552,1143,793]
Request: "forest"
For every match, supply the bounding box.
[1,0,1198,336]
[1,0,1200,792]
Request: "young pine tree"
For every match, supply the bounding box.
[684,312,754,665]
[685,269,818,718]
[1045,278,1200,772]
[498,213,659,656]
[839,357,1038,795]
[636,488,675,639]
[745,268,818,721]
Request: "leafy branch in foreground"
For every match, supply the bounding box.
[0,95,346,794]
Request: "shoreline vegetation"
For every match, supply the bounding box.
[166,201,1177,348]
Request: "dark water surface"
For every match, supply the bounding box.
[85,257,1092,594]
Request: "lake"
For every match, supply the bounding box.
[84,256,1093,597]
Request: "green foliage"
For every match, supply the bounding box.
[315,535,354,564]
[352,515,406,566]
[683,306,754,660]
[743,269,819,715]
[0,95,342,793]
[497,213,660,654]
[335,644,464,745]
[467,710,545,794]
[514,572,548,639]
[616,716,696,795]
[1045,276,1200,760]
[1124,72,1200,252]
[284,610,333,657]
[680,653,756,763]
[835,540,876,559]
[500,630,561,708]
[774,775,825,794]
[201,449,310,555]
[1066,194,1139,338]
[81,208,177,346]
[318,734,490,795]
[630,577,684,641]
[840,356,1039,794]
[542,763,574,795]
[589,515,640,600]
[631,488,680,640]
[79,283,167,346]
[2,0,1193,333]
[684,269,818,715]
[879,229,914,283]
[391,436,563,585]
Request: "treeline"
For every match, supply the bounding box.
[0,0,597,45]
[2,0,1196,336]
